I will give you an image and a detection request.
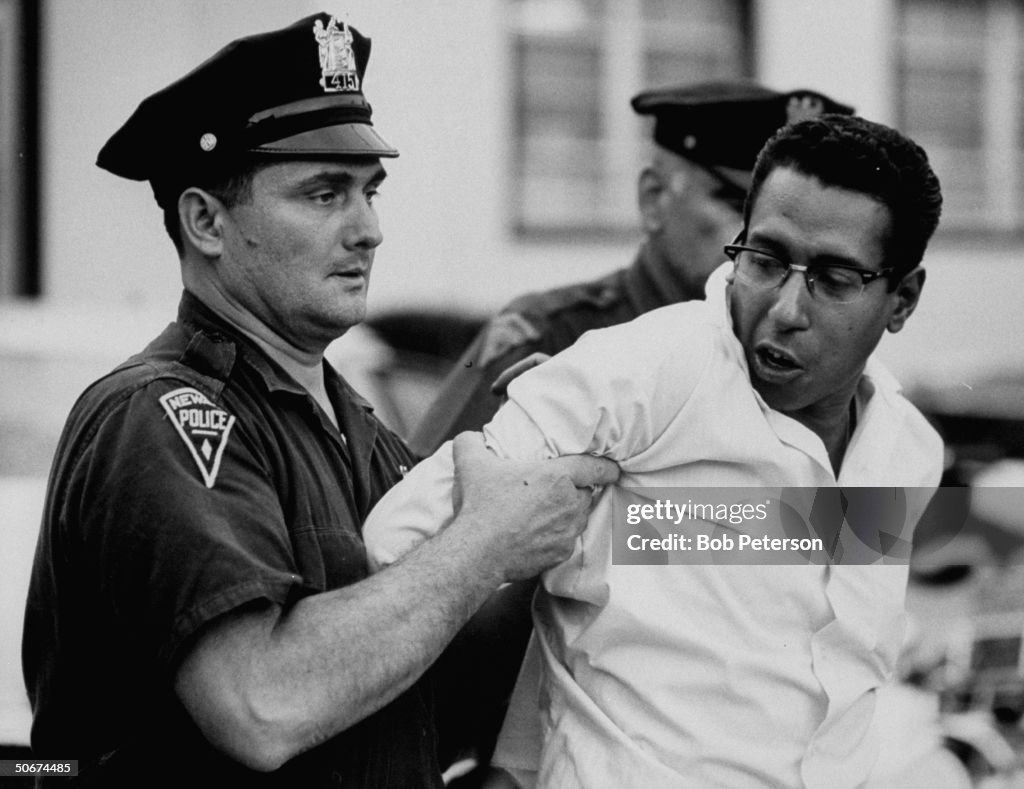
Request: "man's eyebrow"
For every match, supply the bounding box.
[296,164,387,190]
[808,252,874,270]
[743,233,786,256]
[745,233,872,269]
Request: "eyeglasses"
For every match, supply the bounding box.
[723,244,893,305]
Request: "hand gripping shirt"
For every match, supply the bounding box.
[22,292,440,788]
[364,270,943,789]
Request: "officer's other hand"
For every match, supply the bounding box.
[489,353,551,398]
[450,432,618,581]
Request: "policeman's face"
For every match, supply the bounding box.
[729,166,920,426]
[217,158,385,352]
[646,155,743,296]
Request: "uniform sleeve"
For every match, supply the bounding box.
[63,379,311,677]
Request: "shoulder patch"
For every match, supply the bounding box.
[158,387,237,488]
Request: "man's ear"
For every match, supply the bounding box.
[637,166,667,235]
[179,188,228,257]
[887,267,925,333]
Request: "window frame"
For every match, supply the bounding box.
[507,0,753,241]
[0,0,40,298]
[896,0,1024,237]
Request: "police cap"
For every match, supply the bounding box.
[97,13,397,200]
[631,81,854,173]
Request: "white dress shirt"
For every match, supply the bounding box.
[364,269,943,788]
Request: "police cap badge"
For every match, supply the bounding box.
[631,81,854,189]
[97,12,397,202]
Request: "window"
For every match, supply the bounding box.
[897,0,1024,232]
[509,0,751,237]
[0,0,39,297]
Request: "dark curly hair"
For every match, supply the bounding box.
[744,115,943,283]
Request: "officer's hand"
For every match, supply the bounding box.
[450,432,618,581]
[490,352,551,398]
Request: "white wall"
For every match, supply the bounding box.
[27,0,1024,382]
[755,0,895,124]
[875,247,1024,391]
[42,2,372,314]
[754,0,1023,387]
[40,0,601,319]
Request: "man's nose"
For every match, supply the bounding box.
[767,268,812,330]
[343,196,383,251]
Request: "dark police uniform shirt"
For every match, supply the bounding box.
[408,246,697,457]
[22,292,440,788]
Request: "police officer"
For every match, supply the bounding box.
[409,82,854,457]
[21,14,616,787]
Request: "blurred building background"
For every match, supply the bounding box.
[2,0,1023,452]
[1,0,1023,777]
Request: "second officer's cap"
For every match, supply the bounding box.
[97,13,397,203]
[632,81,854,174]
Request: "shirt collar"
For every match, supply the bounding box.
[176,291,376,412]
[705,261,735,329]
[705,266,906,477]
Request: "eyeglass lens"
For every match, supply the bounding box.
[733,250,866,304]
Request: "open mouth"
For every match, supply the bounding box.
[758,346,800,371]
[752,345,803,384]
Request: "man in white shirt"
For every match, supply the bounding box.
[365,114,944,788]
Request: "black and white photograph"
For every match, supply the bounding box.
[1,1,1023,786]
